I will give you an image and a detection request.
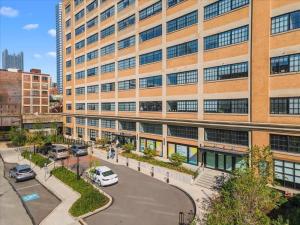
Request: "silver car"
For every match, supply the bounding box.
[9,164,36,182]
[49,145,69,160]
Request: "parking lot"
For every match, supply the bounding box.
[4,163,60,225]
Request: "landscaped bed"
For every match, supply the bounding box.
[21,150,51,168]
[51,167,109,217]
[121,152,197,177]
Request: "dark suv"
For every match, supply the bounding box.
[70,144,88,156]
[37,142,53,155]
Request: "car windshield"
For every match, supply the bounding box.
[78,146,86,150]
[19,168,31,173]
[102,170,114,177]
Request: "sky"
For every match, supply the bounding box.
[0,0,59,81]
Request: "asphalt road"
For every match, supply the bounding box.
[4,163,60,225]
[67,156,195,225]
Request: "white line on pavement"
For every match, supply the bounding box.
[16,183,40,191]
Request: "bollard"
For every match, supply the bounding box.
[138,161,140,171]
[166,171,170,183]
[151,166,154,177]
[126,157,129,167]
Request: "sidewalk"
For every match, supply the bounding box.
[92,148,215,224]
[0,147,81,225]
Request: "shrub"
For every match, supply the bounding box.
[52,167,109,217]
[170,153,186,167]
[122,143,135,153]
[143,148,157,159]
[96,137,109,147]
[21,150,51,167]
[9,127,27,146]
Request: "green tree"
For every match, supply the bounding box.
[9,127,27,146]
[169,153,186,166]
[206,168,281,225]
[122,143,135,153]
[143,148,156,159]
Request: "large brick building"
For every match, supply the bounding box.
[62,0,300,189]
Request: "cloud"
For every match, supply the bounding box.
[0,6,19,17]
[48,29,56,37]
[23,23,39,30]
[47,52,56,58]
[33,53,42,59]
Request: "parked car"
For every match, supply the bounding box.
[89,166,118,187]
[37,142,53,155]
[9,164,36,182]
[49,145,69,160]
[70,144,88,156]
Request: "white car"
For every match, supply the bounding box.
[90,166,118,187]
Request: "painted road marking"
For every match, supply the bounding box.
[22,193,40,202]
[16,183,40,191]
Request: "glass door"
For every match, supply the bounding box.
[217,153,225,170]
[225,155,232,172]
[206,152,216,169]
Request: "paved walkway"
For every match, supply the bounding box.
[0,145,81,225]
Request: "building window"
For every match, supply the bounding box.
[75,9,84,21]
[65,4,71,13]
[76,127,85,138]
[205,128,249,146]
[101,119,116,129]
[87,67,98,77]
[74,0,83,6]
[66,116,72,123]
[139,1,162,20]
[271,53,300,74]
[168,100,198,112]
[119,121,136,131]
[87,85,99,93]
[66,104,72,110]
[75,24,85,36]
[167,40,198,59]
[167,70,198,85]
[167,0,184,8]
[140,123,162,135]
[75,70,85,79]
[65,127,72,135]
[139,25,162,42]
[167,142,198,165]
[204,0,249,20]
[167,11,198,33]
[66,74,72,81]
[271,10,300,34]
[101,102,115,111]
[204,62,248,81]
[87,49,98,61]
[66,32,71,41]
[117,0,135,12]
[140,138,163,157]
[204,99,248,114]
[118,79,136,90]
[270,134,300,154]
[118,14,135,31]
[118,57,135,70]
[100,6,115,21]
[66,46,71,54]
[66,89,72,96]
[118,36,135,49]
[86,0,98,13]
[100,25,115,39]
[75,55,85,64]
[42,77,48,82]
[76,117,86,125]
[139,75,162,88]
[118,102,136,111]
[101,62,115,73]
[101,43,115,56]
[204,25,249,50]
[139,50,162,65]
[86,16,98,29]
[66,19,71,28]
[75,87,85,95]
[168,125,198,140]
[88,129,98,141]
[139,101,162,112]
[87,33,98,45]
[101,82,115,92]
[270,97,300,115]
[75,40,85,50]
[274,160,300,189]
[87,103,99,111]
[66,60,71,67]
[75,103,85,110]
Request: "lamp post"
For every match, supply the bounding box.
[76,155,80,180]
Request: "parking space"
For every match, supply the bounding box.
[4,163,60,225]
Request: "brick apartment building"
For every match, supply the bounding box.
[62,0,300,189]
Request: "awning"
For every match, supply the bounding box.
[200,146,248,156]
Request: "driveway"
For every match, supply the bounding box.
[4,163,60,225]
[67,155,195,225]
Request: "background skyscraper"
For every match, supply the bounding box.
[2,49,24,71]
[56,2,63,94]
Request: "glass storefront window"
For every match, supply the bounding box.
[218,153,224,170]
[274,160,300,189]
[189,147,198,165]
[176,145,188,162]
[168,143,175,158]
[140,139,146,152]
[140,138,162,157]
[225,155,232,171]
[156,141,163,157]
[147,140,155,150]
[167,143,199,165]
[206,152,216,169]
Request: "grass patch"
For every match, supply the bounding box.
[21,150,51,168]
[51,167,109,217]
[121,152,197,177]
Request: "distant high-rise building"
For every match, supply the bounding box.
[2,49,24,71]
[56,2,63,94]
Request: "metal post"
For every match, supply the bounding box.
[116,148,118,163]
[166,171,169,183]
[29,154,32,168]
[76,156,80,180]
[138,161,140,171]
[44,163,48,181]
[126,157,129,167]
[151,166,154,177]
[179,212,184,225]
